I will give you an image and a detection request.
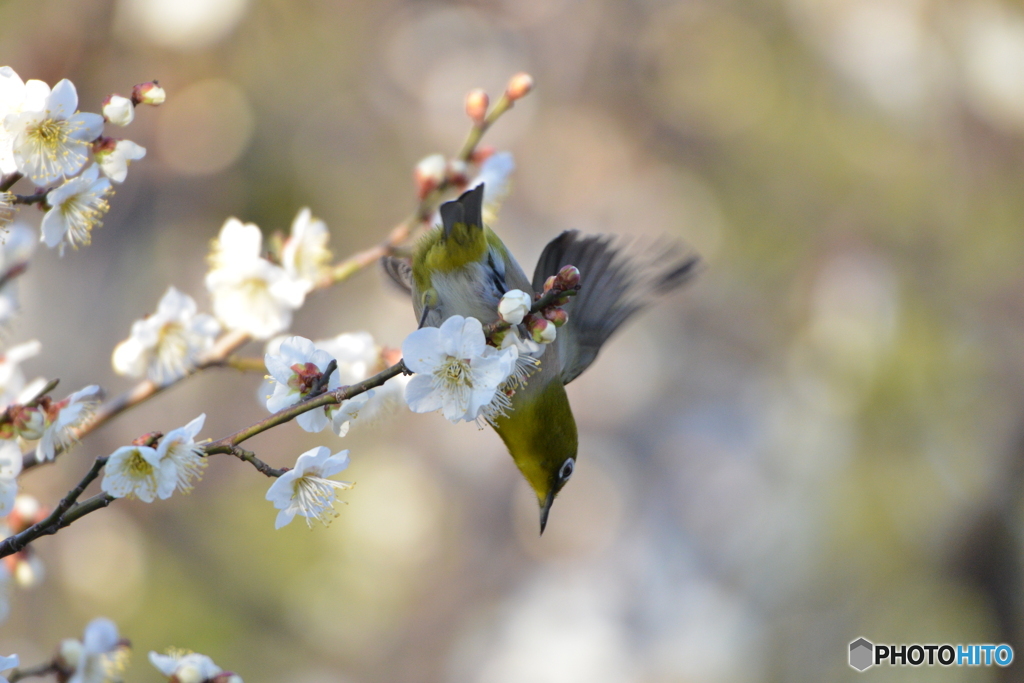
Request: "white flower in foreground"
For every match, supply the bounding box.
[94,139,145,184]
[149,650,238,683]
[112,287,220,383]
[155,414,207,494]
[68,617,124,683]
[497,289,531,325]
[0,441,21,517]
[36,385,101,461]
[0,66,49,175]
[0,338,41,408]
[0,653,17,683]
[402,315,516,422]
[101,95,133,127]
[5,78,104,185]
[266,446,352,529]
[264,336,338,432]
[282,208,331,287]
[42,165,112,255]
[101,444,175,502]
[205,218,308,339]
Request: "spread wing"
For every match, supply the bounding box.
[533,230,701,384]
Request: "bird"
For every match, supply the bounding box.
[385,184,700,533]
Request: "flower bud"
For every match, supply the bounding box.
[14,554,44,588]
[470,146,495,164]
[465,89,489,124]
[57,638,83,670]
[498,289,532,325]
[102,95,135,126]
[13,494,41,523]
[506,72,534,101]
[527,315,557,344]
[544,307,568,327]
[11,405,45,441]
[414,154,446,199]
[554,264,580,290]
[543,275,556,292]
[447,159,469,186]
[131,81,166,106]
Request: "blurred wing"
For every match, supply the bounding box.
[533,230,701,384]
[382,256,413,295]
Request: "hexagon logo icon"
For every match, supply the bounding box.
[850,637,874,671]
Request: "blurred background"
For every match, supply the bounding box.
[2,0,1024,680]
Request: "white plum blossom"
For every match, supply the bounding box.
[205,218,308,340]
[112,286,220,383]
[282,208,331,287]
[67,617,124,683]
[95,139,145,183]
[155,414,207,494]
[149,650,236,683]
[0,66,49,175]
[266,446,352,529]
[0,653,17,683]
[0,441,21,517]
[42,165,112,255]
[315,331,377,384]
[497,289,531,325]
[402,315,516,423]
[102,95,134,127]
[36,384,101,461]
[101,444,175,502]
[4,78,104,185]
[0,223,37,326]
[0,193,12,232]
[264,336,338,433]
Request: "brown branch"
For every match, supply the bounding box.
[8,661,60,682]
[0,172,21,193]
[11,192,46,206]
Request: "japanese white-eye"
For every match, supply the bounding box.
[386,184,699,533]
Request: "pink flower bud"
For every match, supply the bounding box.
[554,264,580,290]
[465,89,489,124]
[131,81,166,106]
[506,72,534,101]
[544,307,568,327]
[414,154,446,199]
[102,94,135,126]
[470,146,496,164]
[526,315,557,344]
[543,275,556,292]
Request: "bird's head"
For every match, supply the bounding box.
[493,379,578,534]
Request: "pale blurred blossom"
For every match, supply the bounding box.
[149,650,236,683]
[67,617,125,683]
[330,390,373,437]
[4,78,104,185]
[0,223,36,325]
[0,654,17,683]
[42,165,112,255]
[112,286,220,382]
[0,339,41,408]
[205,218,308,339]
[282,208,331,287]
[36,385,102,461]
[0,441,20,517]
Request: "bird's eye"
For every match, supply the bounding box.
[559,458,574,481]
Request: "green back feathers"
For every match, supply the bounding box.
[493,378,578,505]
[412,185,489,292]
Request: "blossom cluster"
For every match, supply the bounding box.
[0,67,163,254]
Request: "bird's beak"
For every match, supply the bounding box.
[539,488,556,535]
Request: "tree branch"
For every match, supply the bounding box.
[8,661,59,682]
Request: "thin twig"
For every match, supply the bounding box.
[8,661,59,682]
[0,172,22,193]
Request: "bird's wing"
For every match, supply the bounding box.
[382,256,414,294]
[533,230,701,385]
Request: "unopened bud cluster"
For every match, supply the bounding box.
[494,264,580,345]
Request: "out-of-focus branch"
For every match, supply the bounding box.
[11,191,46,206]
[0,172,21,192]
[8,660,60,682]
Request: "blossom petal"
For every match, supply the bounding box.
[400,327,446,374]
[404,375,443,414]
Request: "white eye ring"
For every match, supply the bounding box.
[559,458,574,481]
